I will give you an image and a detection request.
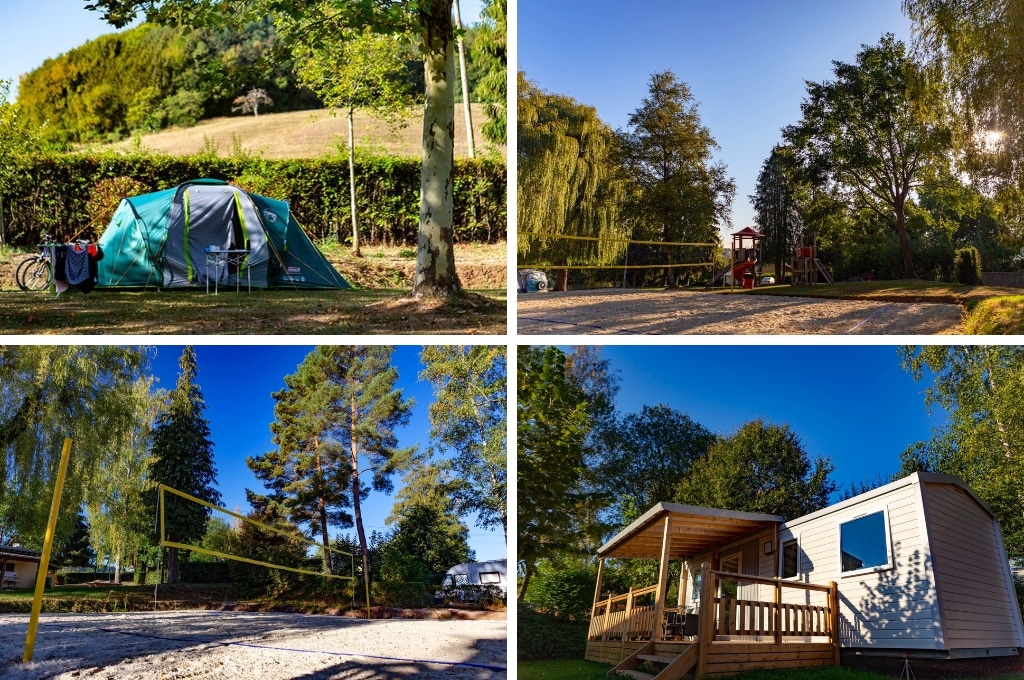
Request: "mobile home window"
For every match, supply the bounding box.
[691,568,702,601]
[479,571,501,584]
[839,510,889,573]
[781,539,798,578]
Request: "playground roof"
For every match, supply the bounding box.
[597,502,782,560]
[731,226,763,238]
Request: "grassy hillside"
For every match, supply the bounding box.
[97,103,505,159]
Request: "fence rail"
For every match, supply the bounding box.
[982,272,1024,288]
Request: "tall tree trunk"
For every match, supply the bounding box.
[413,0,461,297]
[895,198,916,278]
[517,562,533,601]
[453,0,475,158]
[554,268,568,292]
[316,446,333,575]
[350,395,371,607]
[347,106,360,256]
[113,555,122,585]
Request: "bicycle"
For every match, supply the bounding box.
[14,233,55,291]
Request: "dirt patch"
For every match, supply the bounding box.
[1,610,506,679]
[517,289,965,335]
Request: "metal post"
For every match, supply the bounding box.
[453,0,475,158]
[23,437,73,662]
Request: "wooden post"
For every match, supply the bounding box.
[829,581,840,666]
[620,588,635,658]
[652,516,673,641]
[677,560,688,609]
[696,561,715,680]
[592,558,605,614]
[774,577,782,645]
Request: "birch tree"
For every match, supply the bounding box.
[419,345,506,541]
[898,345,1024,560]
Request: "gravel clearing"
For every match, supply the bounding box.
[1,611,507,679]
[517,289,965,335]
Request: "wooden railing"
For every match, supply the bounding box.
[704,567,838,645]
[588,584,658,641]
[587,564,839,649]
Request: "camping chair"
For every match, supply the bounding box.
[682,613,699,640]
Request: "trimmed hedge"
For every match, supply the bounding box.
[1,152,506,247]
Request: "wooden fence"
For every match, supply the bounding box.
[983,272,1024,288]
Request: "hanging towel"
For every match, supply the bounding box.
[65,244,90,285]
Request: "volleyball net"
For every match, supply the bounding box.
[517,232,721,271]
[157,484,355,581]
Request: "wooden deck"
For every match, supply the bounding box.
[586,564,840,679]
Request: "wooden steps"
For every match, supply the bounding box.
[607,642,698,680]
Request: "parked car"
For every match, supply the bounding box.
[760,275,776,285]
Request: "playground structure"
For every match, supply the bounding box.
[790,237,834,286]
[706,227,763,289]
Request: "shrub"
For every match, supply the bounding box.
[518,601,589,661]
[954,246,982,285]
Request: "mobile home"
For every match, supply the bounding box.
[437,559,507,602]
[585,472,1023,679]
[0,545,41,590]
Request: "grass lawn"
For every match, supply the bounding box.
[0,288,505,334]
[518,660,1024,680]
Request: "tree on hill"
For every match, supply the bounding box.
[88,0,475,297]
[784,34,950,279]
[291,26,417,255]
[676,419,835,519]
[618,70,735,287]
[232,88,274,118]
[146,346,221,584]
[517,72,626,291]
[419,345,506,542]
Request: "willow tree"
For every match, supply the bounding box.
[903,0,1024,187]
[0,346,147,548]
[475,0,507,145]
[518,72,626,291]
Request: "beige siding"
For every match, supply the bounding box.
[778,481,939,650]
[922,482,1024,649]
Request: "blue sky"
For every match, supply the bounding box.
[583,345,942,497]
[146,344,506,562]
[1,0,485,100]
[518,0,913,236]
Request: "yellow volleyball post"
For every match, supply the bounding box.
[23,437,73,663]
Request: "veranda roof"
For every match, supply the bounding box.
[597,502,782,560]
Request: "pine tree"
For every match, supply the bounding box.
[248,363,354,575]
[293,346,415,603]
[147,347,221,584]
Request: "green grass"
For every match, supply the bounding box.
[0,287,505,335]
[517,661,1024,680]
[963,294,1024,334]
[518,659,612,680]
[729,279,1016,310]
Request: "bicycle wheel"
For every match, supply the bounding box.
[15,256,52,291]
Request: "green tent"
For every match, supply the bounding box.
[97,179,350,289]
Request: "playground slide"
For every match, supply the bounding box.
[732,260,756,281]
